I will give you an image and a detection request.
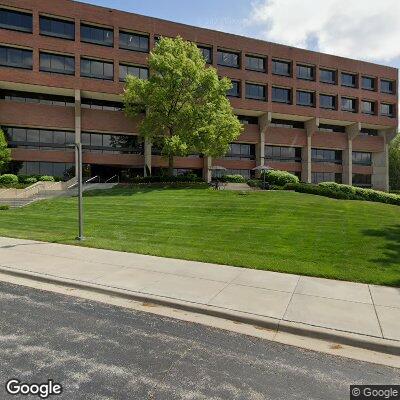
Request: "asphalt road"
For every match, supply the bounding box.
[0,281,398,400]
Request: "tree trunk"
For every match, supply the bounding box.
[168,154,174,176]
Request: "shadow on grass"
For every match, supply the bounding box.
[363,224,400,286]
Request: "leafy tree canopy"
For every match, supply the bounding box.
[389,132,400,190]
[0,129,11,174]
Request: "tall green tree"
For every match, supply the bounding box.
[0,129,11,174]
[389,132,400,190]
[123,36,243,174]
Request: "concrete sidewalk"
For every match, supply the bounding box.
[0,236,399,354]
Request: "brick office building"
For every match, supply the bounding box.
[0,0,398,189]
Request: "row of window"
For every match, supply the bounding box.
[1,7,396,95]
[312,172,371,187]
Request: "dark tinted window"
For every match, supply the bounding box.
[119,64,148,81]
[361,100,375,115]
[381,103,394,117]
[353,174,371,187]
[198,46,212,64]
[361,76,375,90]
[237,115,258,125]
[245,83,266,100]
[225,143,255,160]
[352,152,372,165]
[319,124,345,133]
[312,148,342,163]
[297,64,314,80]
[0,8,32,32]
[40,52,75,75]
[296,90,314,106]
[0,45,32,69]
[119,31,149,52]
[320,68,336,84]
[81,24,113,47]
[227,80,240,97]
[40,16,74,40]
[217,50,240,68]
[381,79,394,94]
[265,145,301,162]
[320,94,336,109]
[272,86,291,103]
[312,172,342,184]
[245,55,266,72]
[341,72,357,87]
[270,119,304,129]
[10,161,74,179]
[341,97,357,112]
[81,58,113,80]
[1,90,74,106]
[81,98,123,111]
[360,128,378,137]
[272,59,291,76]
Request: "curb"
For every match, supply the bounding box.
[0,265,399,357]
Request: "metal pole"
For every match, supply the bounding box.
[76,143,84,241]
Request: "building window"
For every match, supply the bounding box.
[119,31,149,53]
[341,97,357,113]
[81,132,142,154]
[245,55,266,72]
[217,50,240,68]
[40,52,75,75]
[320,68,336,84]
[81,23,113,47]
[272,59,291,76]
[245,83,266,101]
[318,124,345,133]
[360,128,378,137]
[1,89,75,106]
[198,45,212,64]
[227,80,240,97]
[81,98,123,111]
[296,90,314,107]
[352,151,372,166]
[312,148,342,164]
[380,79,394,94]
[11,161,75,179]
[0,8,32,33]
[40,16,75,40]
[212,169,253,179]
[353,174,371,188]
[265,145,301,162]
[341,72,357,88]
[361,76,375,91]
[81,58,113,80]
[312,172,342,184]
[380,103,394,117]
[272,86,291,104]
[361,100,375,115]
[119,64,148,81]
[319,94,336,110]
[297,64,314,80]
[0,45,32,70]
[224,143,255,160]
[270,119,304,129]
[237,115,258,125]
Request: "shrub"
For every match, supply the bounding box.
[263,170,299,186]
[39,175,55,182]
[219,174,246,183]
[0,205,10,211]
[319,182,341,190]
[247,179,262,188]
[131,174,204,183]
[26,177,38,184]
[0,174,18,184]
[18,175,38,184]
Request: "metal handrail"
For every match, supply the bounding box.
[105,175,119,184]
[84,175,100,184]
[15,181,44,199]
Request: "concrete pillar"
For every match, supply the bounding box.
[74,89,81,175]
[302,118,319,183]
[203,156,212,182]
[144,137,152,177]
[258,112,271,167]
[344,123,360,185]
[372,129,394,192]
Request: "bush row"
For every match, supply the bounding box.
[216,174,246,183]
[130,174,204,183]
[0,174,56,185]
[285,182,400,206]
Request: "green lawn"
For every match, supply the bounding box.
[0,186,399,286]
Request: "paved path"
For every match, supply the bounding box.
[0,236,399,351]
[1,281,399,400]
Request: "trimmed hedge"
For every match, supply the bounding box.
[131,174,204,183]
[39,175,55,182]
[263,170,299,186]
[0,205,10,211]
[0,174,18,184]
[218,174,246,183]
[247,179,262,188]
[285,182,400,206]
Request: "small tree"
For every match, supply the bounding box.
[389,133,400,190]
[123,36,243,174]
[0,129,11,174]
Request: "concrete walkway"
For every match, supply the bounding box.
[0,236,399,354]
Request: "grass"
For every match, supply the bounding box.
[0,186,399,286]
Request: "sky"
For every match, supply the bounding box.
[79,0,400,70]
